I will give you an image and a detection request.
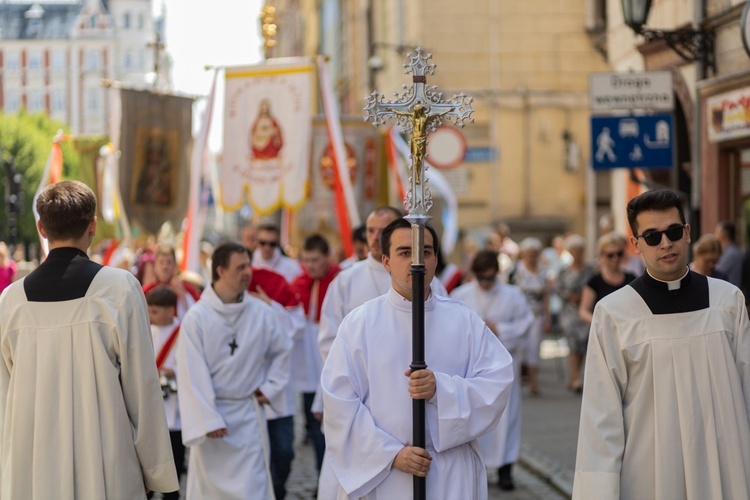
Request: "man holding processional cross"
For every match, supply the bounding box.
[321,48,514,499]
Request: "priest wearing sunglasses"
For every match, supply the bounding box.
[573,188,750,500]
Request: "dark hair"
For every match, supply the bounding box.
[471,250,500,275]
[352,224,366,244]
[257,223,280,235]
[36,180,96,242]
[380,218,439,258]
[626,188,685,235]
[717,220,736,241]
[154,244,176,261]
[303,234,330,254]
[369,206,403,224]
[211,242,247,283]
[145,285,178,309]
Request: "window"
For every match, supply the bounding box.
[51,89,65,111]
[28,90,43,111]
[137,13,144,30]
[5,91,21,112]
[87,88,100,110]
[51,50,65,70]
[5,52,20,70]
[123,51,132,69]
[86,50,100,71]
[89,15,97,29]
[123,12,130,29]
[28,50,42,70]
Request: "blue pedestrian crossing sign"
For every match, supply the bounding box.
[590,114,673,170]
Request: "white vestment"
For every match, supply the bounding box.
[253,248,304,283]
[176,285,292,500]
[322,288,514,499]
[318,254,447,361]
[573,273,750,499]
[0,266,178,499]
[151,317,182,430]
[450,280,533,467]
[264,301,305,420]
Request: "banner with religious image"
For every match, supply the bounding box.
[222,58,314,214]
[296,117,380,240]
[116,88,193,234]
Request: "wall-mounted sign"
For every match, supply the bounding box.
[707,88,750,143]
[591,113,674,170]
[589,71,673,111]
[426,126,467,169]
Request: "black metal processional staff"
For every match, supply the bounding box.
[364,48,474,500]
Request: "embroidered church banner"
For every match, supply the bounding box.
[222,59,313,214]
[117,88,193,234]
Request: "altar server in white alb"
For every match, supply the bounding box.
[0,180,178,499]
[573,188,750,499]
[322,218,514,499]
[176,242,292,499]
[450,249,533,491]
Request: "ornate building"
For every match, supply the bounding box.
[0,0,167,134]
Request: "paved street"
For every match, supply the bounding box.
[286,337,579,499]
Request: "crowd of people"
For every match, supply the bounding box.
[2,182,750,499]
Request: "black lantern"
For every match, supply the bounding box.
[621,0,652,33]
[621,0,715,75]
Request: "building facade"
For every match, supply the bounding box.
[0,0,163,135]
[265,0,612,255]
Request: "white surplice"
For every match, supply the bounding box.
[322,288,514,499]
[252,247,304,283]
[450,280,533,467]
[318,254,447,361]
[573,274,750,499]
[152,317,182,430]
[0,267,178,499]
[176,285,292,500]
[264,300,305,420]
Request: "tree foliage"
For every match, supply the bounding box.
[0,111,79,245]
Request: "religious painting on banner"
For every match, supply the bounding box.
[296,117,380,239]
[222,59,313,214]
[117,88,193,234]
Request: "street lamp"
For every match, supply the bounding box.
[621,0,715,75]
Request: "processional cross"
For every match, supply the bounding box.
[364,48,473,500]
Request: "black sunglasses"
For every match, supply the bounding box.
[603,250,624,259]
[258,240,278,248]
[476,275,496,282]
[635,225,685,247]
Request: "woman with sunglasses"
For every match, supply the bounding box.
[579,233,637,327]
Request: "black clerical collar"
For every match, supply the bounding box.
[629,269,709,315]
[24,246,101,302]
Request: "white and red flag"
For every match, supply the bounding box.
[317,55,361,256]
[181,69,218,273]
[32,130,65,258]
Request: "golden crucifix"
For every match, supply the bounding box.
[386,103,455,184]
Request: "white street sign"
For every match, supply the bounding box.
[589,71,673,111]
